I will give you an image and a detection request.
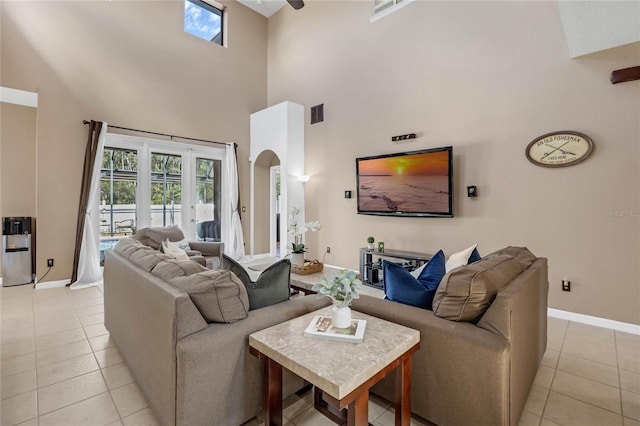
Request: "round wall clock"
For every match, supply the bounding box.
[525,131,594,168]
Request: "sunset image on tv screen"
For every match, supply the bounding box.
[357,150,451,215]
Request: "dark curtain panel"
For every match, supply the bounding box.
[71,121,103,284]
[234,143,241,221]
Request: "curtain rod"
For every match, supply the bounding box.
[82,120,234,148]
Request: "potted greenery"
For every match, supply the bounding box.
[312,269,362,328]
[367,236,375,251]
[288,205,321,266]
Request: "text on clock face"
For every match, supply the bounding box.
[535,134,583,147]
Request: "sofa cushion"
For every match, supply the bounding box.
[445,244,479,272]
[383,250,446,310]
[433,255,523,322]
[170,270,249,323]
[113,238,153,259]
[151,259,208,280]
[135,226,185,250]
[129,249,172,272]
[220,255,291,310]
[486,246,536,269]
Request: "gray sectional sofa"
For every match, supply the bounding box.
[104,238,330,426]
[352,246,549,426]
[105,236,546,426]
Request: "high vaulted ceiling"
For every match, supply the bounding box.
[237,0,287,18]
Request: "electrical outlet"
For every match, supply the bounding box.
[326,246,331,254]
[562,277,570,292]
[47,259,54,267]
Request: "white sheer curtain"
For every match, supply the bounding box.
[225,144,245,259]
[70,123,107,289]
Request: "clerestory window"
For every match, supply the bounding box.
[184,0,224,45]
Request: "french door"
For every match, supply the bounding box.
[194,157,222,241]
[101,134,226,245]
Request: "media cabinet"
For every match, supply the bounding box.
[358,247,433,288]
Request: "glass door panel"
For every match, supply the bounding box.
[194,157,222,241]
[150,152,182,227]
[100,147,138,265]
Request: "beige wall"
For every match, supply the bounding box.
[0,103,37,217]
[0,103,38,278]
[1,1,267,282]
[267,1,640,324]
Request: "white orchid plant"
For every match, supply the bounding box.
[311,269,363,309]
[288,205,321,254]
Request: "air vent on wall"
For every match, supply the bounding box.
[311,104,324,124]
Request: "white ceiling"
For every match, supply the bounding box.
[237,0,287,18]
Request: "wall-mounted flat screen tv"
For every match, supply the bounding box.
[356,146,453,218]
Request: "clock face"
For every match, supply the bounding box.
[525,131,594,168]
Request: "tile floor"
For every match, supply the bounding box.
[1,284,639,426]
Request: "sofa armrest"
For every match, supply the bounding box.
[351,295,510,426]
[188,241,224,258]
[175,296,331,426]
[477,258,549,425]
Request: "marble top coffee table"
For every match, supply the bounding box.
[249,306,420,426]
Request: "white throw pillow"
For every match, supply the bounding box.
[445,244,478,272]
[172,238,191,251]
[410,262,427,279]
[162,240,190,262]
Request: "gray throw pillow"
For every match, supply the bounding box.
[485,246,537,270]
[129,250,172,272]
[151,259,208,280]
[170,270,249,323]
[432,255,523,322]
[134,226,185,250]
[114,238,152,259]
[220,255,291,310]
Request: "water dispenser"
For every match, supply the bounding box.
[2,217,34,286]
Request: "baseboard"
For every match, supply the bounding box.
[35,279,70,290]
[548,308,640,335]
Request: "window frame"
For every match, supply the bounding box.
[184,0,225,46]
[104,133,228,242]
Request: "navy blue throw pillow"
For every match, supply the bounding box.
[383,250,446,310]
[468,247,481,264]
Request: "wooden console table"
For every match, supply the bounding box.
[249,306,420,425]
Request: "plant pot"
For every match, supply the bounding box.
[331,305,352,329]
[291,252,305,267]
[367,243,375,251]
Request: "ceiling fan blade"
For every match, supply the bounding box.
[286,0,304,10]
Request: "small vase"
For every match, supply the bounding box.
[331,304,352,328]
[291,252,305,267]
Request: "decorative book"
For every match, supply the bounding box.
[303,315,366,343]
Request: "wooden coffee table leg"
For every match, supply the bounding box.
[346,388,369,426]
[395,354,412,426]
[264,357,283,426]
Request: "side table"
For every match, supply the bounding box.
[249,306,420,425]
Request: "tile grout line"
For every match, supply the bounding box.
[541,320,625,424]
[614,331,625,421]
[66,286,127,425]
[537,318,569,424]
[32,284,40,424]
